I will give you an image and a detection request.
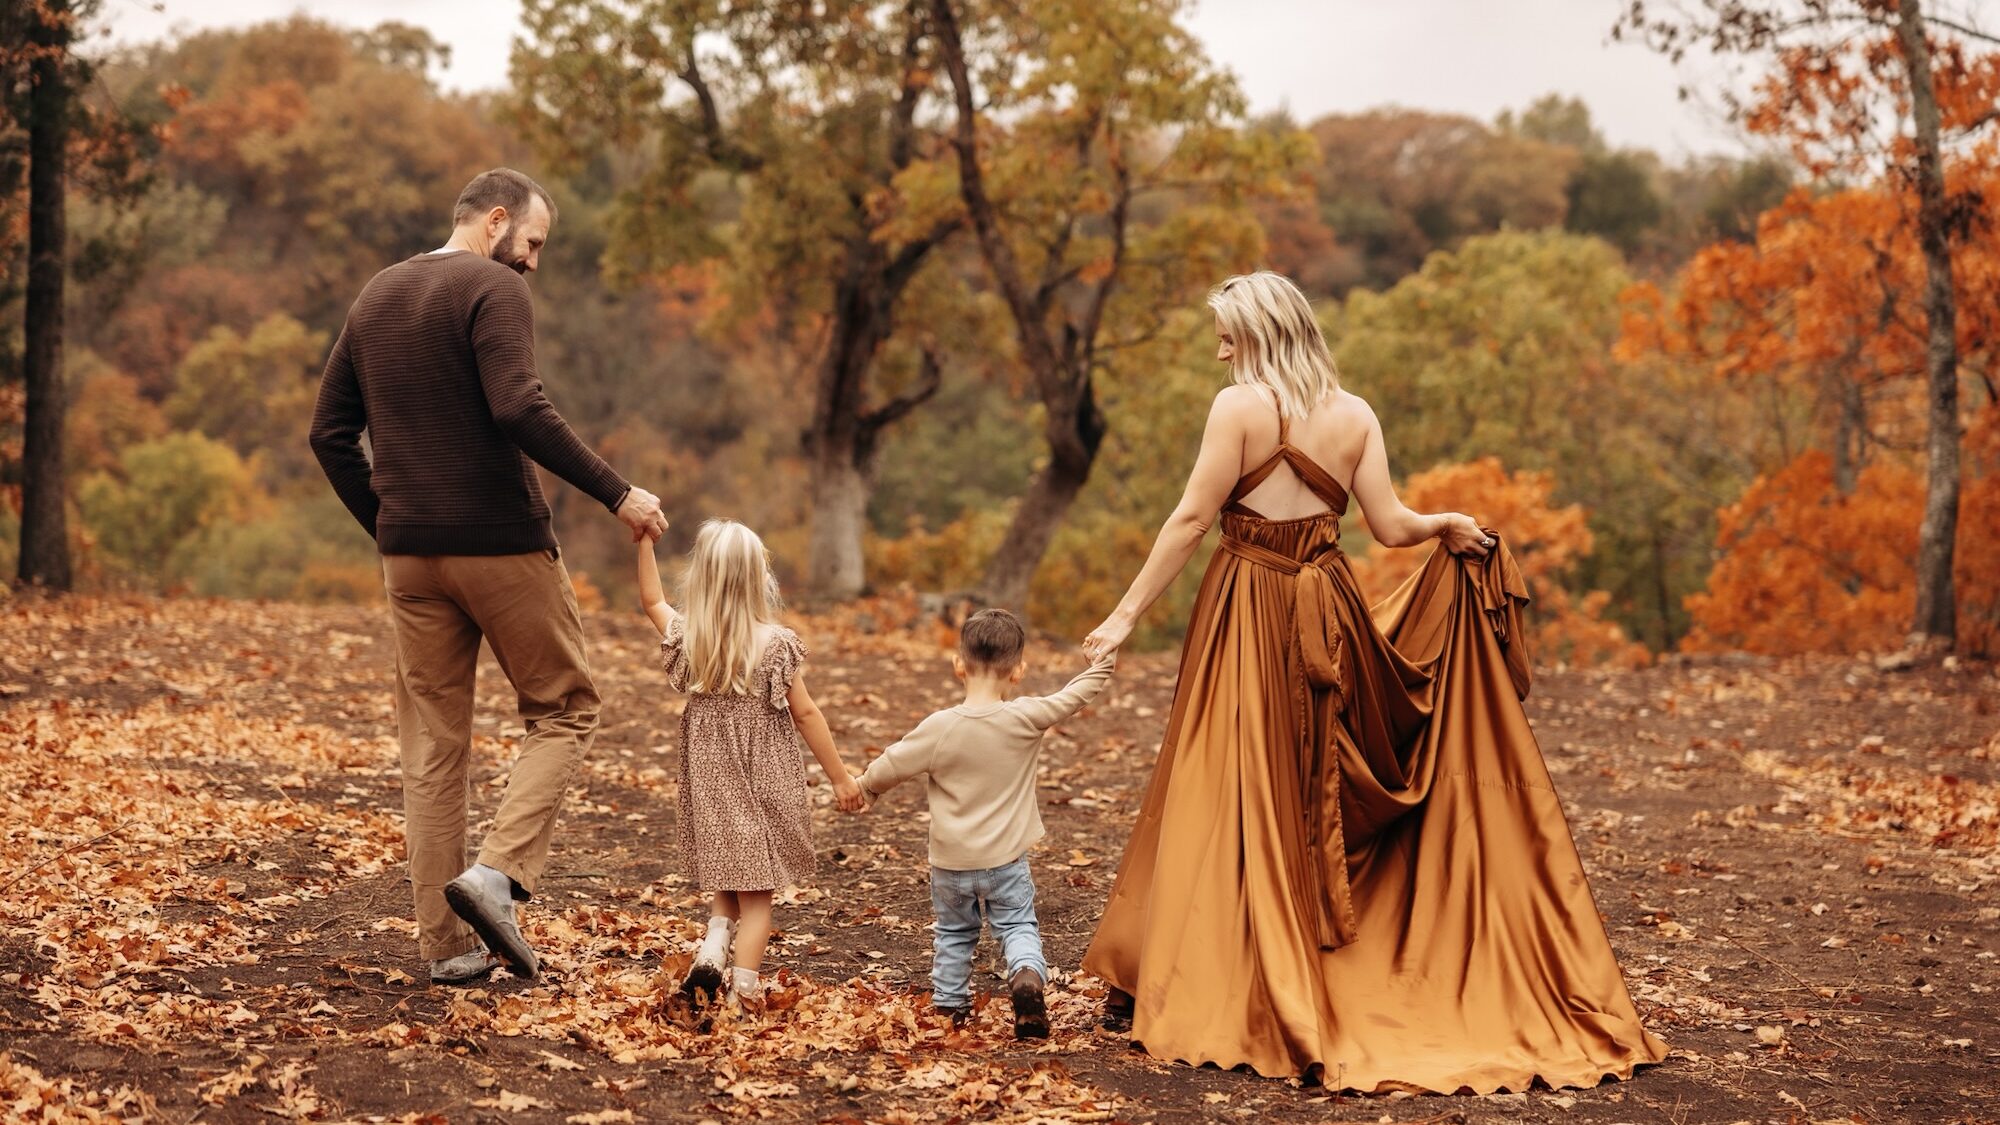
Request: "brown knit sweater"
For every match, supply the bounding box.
[310,251,631,556]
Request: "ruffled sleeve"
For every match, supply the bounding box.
[761,628,808,712]
[659,616,691,693]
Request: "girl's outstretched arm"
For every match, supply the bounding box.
[786,672,866,812]
[636,539,678,636]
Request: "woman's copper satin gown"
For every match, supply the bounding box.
[1080,422,1668,1092]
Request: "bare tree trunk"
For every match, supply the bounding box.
[18,0,73,590]
[1895,0,1961,649]
[806,445,870,601]
[933,0,1118,614]
[982,398,1105,609]
[1651,525,1672,651]
[802,247,945,601]
[1831,371,1864,495]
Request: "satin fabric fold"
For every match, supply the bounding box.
[1081,483,1667,1092]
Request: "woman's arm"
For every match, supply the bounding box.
[1348,405,1490,557]
[787,671,866,812]
[636,540,678,636]
[1083,389,1251,655]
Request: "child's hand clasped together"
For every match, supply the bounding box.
[636,520,863,1011]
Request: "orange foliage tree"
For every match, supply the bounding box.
[1616,2,2000,650]
[1616,184,1937,487]
[1681,452,1923,654]
[1959,405,2000,653]
[1618,165,2000,656]
[1615,16,2000,656]
[1683,407,2000,656]
[1349,458,1648,668]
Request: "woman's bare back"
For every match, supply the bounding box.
[1232,387,1373,521]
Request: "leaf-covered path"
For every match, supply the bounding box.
[3,595,1997,1123]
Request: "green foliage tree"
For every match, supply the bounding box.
[77,431,254,581]
[1305,108,1578,292]
[1333,228,1749,646]
[1699,156,1794,244]
[166,314,327,491]
[511,0,962,601]
[1565,150,1665,254]
[1498,93,1603,152]
[868,308,1228,646]
[169,491,379,602]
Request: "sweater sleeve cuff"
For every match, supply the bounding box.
[602,480,633,515]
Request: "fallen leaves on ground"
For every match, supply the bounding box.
[2,595,1996,1123]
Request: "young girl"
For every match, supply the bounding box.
[637,519,865,1006]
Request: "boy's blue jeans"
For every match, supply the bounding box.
[929,856,1046,1009]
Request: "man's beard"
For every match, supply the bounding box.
[490,226,528,274]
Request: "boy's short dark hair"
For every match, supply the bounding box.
[958,608,1025,672]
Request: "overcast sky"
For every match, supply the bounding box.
[95,0,1757,157]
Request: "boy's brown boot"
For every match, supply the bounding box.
[1010,967,1049,1039]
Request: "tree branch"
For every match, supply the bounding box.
[930,0,1060,379]
[1925,14,2000,46]
[885,217,962,290]
[677,47,761,171]
[1952,106,2000,136]
[889,0,926,171]
[1076,153,1132,376]
[859,347,944,434]
[1031,109,1103,315]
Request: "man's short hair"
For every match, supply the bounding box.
[452,167,557,227]
[958,608,1026,672]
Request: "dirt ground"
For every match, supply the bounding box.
[2,593,1997,1124]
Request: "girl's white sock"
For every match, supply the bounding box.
[729,967,762,1000]
[696,917,734,966]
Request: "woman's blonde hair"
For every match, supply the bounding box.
[1207,271,1340,419]
[681,518,784,694]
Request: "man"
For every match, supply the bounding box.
[310,168,666,984]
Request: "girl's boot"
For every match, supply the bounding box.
[680,916,734,1005]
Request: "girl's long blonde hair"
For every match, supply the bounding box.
[1208,271,1340,419]
[682,519,784,694]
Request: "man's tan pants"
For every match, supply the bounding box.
[382,550,598,960]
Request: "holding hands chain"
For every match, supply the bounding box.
[616,486,670,542]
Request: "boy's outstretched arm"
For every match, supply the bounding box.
[787,672,866,812]
[856,712,950,804]
[1011,651,1117,730]
[636,539,678,636]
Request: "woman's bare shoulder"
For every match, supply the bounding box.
[1205,383,1273,435]
[1211,382,1269,414]
[1329,387,1379,426]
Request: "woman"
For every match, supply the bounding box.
[1078,272,1667,1092]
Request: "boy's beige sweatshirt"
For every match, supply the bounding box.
[858,653,1116,871]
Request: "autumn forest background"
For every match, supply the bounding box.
[4,2,2000,1122]
[4,0,1997,663]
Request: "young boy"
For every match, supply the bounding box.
[857,608,1115,1038]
